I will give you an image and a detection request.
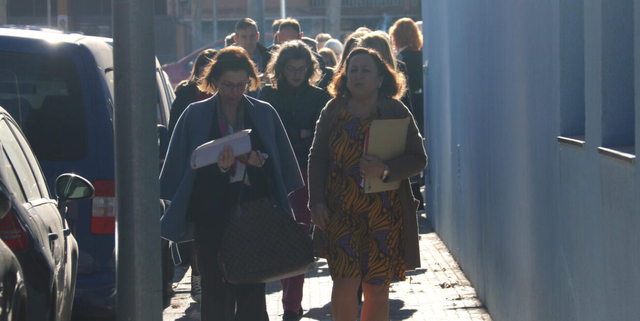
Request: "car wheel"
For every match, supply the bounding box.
[10,281,27,321]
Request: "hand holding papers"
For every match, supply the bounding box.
[363,117,410,193]
[190,129,252,169]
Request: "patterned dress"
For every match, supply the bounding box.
[323,107,406,286]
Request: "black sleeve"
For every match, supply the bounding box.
[169,85,194,136]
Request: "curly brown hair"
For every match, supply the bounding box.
[198,47,261,94]
[389,18,423,51]
[328,47,406,100]
[265,40,322,89]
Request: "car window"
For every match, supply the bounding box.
[0,119,42,201]
[0,150,27,205]
[0,51,88,161]
[5,119,50,198]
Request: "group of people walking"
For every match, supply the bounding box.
[160,16,426,321]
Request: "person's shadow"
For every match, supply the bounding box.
[176,302,200,320]
[266,260,331,295]
[303,299,417,320]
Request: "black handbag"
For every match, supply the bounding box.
[218,165,315,284]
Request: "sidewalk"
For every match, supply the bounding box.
[163,212,492,321]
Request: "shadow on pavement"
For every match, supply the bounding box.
[302,299,416,320]
[389,299,418,320]
[266,260,330,295]
[303,302,332,320]
[175,302,200,320]
[418,212,434,234]
[406,268,427,276]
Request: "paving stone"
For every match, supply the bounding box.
[163,212,492,320]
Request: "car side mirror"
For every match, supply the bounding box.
[55,174,95,202]
[158,124,169,161]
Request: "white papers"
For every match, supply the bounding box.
[190,129,252,169]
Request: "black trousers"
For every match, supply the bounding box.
[195,224,269,321]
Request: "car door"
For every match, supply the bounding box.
[0,116,71,310]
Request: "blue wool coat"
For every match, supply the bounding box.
[159,94,304,263]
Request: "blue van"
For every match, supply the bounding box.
[0,27,173,318]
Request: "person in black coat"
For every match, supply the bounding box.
[390,18,424,136]
[167,48,217,303]
[273,18,334,90]
[169,49,218,135]
[258,40,331,321]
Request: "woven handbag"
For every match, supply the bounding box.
[218,166,315,284]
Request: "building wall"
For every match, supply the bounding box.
[423,1,640,320]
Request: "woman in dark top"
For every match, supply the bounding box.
[169,49,218,135]
[390,18,424,135]
[167,48,217,302]
[160,47,303,320]
[258,40,331,321]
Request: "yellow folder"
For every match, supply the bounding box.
[364,117,410,193]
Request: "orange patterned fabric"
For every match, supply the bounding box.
[323,107,406,285]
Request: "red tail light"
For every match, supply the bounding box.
[0,211,28,250]
[91,180,115,234]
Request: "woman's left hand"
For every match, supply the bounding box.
[360,154,385,178]
[247,150,266,167]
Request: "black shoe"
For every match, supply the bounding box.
[282,307,303,321]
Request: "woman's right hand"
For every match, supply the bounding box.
[310,202,330,231]
[218,145,235,170]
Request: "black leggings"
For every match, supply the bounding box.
[195,225,269,321]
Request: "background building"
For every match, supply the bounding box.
[3,0,420,64]
[5,0,177,63]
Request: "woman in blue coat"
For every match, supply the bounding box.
[160,47,303,320]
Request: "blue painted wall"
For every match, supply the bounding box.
[422,1,640,320]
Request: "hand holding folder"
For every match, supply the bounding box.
[363,117,410,193]
[190,129,252,169]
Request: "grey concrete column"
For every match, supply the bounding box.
[113,0,162,319]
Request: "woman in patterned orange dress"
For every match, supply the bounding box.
[308,48,427,321]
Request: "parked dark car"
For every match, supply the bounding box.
[0,180,27,321]
[0,28,174,318]
[0,106,95,320]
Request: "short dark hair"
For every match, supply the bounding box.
[278,18,301,35]
[315,33,332,43]
[266,40,321,89]
[198,47,261,94]
[235,18,258,32]
[271,19,282,33]
[328,47,406,100]
[301,37,318,52]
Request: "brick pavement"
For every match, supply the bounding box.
[162,212,492,321]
